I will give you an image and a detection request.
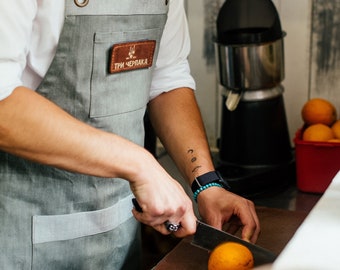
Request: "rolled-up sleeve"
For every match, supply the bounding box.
[0,0,37,100]
[149,0,196,100]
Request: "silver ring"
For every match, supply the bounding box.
[165,221,181,232]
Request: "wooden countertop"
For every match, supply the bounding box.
[154,207,308,269]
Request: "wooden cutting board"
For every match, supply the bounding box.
[154,207,307,269]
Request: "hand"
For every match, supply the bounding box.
[130,165,197,238]
[196,187,260,243]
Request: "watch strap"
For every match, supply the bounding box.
[191,171,230,194]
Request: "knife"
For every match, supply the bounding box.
[132,198,277,265]
[193,220,277,266]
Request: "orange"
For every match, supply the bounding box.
[302,124,334,142]
[301,98,337,126]
[331,120,340,139]
[208,242,254,270]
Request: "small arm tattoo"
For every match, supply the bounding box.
[187,148,202,173]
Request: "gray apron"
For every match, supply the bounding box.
[0,0,169,269]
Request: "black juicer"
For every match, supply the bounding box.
[214,0,295,197]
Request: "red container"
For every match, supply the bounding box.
[294,128,340,193]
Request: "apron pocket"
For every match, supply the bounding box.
[90,28,162,118]
[32,194,133,244]
[31,195,137,269]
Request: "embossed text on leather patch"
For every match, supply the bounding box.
[109,40,156,74]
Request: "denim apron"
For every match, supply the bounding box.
[0,0,168,269]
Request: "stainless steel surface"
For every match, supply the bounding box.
[192,220,277,266]
[222,85,284,104]
[215,38,285,90]
[241,85,284,101]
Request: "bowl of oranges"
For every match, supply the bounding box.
[294,98,340,193]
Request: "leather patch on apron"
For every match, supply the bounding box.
[109,40,156,73]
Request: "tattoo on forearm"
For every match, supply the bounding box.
[192,166,201,173]
[187,148,202,173]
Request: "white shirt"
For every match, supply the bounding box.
[0,0,195,101]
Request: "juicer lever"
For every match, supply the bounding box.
[225,90,242,111]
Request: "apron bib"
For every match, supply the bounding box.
[0,0,168,269]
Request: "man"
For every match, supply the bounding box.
[0,0,260,269]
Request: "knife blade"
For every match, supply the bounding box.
[192,220,277,266]
[132,198,276,265]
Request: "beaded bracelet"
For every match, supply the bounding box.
[193,182,223,202]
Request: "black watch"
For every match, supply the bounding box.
[191,171,230,194]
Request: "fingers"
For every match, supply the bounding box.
[132,213,196,237]
[224,216,242,235]
[197,188,260,244]
[172,212,197,238]
[147,218,196,238]
[131,196,197,237]
[231,198,260,243]
[240,200,261,243]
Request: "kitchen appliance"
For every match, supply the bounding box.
[214,0,294,196]
[192,220,277,266]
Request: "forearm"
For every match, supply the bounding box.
[0,86,154,181]
[148,87,215,184]
[0,86,199,237]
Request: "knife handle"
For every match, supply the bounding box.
[132,198,143,213]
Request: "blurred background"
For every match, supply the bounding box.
[187,0,340,148]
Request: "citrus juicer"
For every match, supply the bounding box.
[214,0,295,196]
